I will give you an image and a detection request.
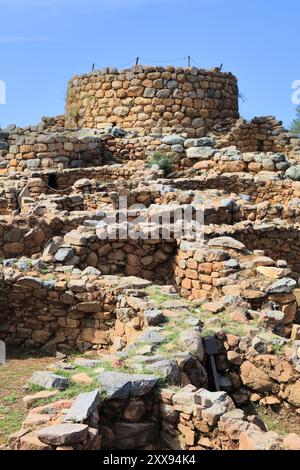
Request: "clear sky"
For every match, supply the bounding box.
[0,0,299,129]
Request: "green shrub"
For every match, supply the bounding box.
[147,152,173,175]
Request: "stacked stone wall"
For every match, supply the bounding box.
[66,66,239,137]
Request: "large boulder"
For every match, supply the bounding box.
[54,247,74,262]
[285,165,300,181]
[240,361,273,392]
[284,381,300,407]
[266,277,297,294]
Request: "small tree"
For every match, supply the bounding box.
[290,106,300,135]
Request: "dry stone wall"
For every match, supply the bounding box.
[209,222,300,277]
[0,274,150,353]
[66,66,239,137]
[171,175,300,204]
[0,128,103,174]
[215,116,300,154]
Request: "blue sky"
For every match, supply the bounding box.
[0,0,299,128]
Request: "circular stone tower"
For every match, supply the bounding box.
[66,65,239,137]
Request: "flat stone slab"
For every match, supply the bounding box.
[162,135,185,145]
[37,423,88,446]
[207,237,245,251]
[64,390,100,423]
[186,146,215,160]
[16,277,42,288]
[98,371,159,399]
[30,371,69,390]
[116,277,152,290]
[23,390,59,409]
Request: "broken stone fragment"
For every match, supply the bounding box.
[180,330,204,361]
[283,381,300,407]
[54,247,74,262]
[43,237,63,256]
[266,277,297,294]
[252,256,275,267]
[30,371,69,390]
[202,404,227,427]
[64,229,94,247]
[259,309,285,324]
[172,385,197,414]
[64,390,100,424]
[22,411,52,430]
[194,389,235,411]
[97,371,159,399]
[259,396,281,406]
[81,267,101,276]
[240,361,273,393]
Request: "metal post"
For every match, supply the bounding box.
[92,63,95,71]
[204,336,220,391]
[188,56,191,67]
[135,57,139,65]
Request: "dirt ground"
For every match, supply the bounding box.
[0,347,53,447]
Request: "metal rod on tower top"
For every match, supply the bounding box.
[188,56,191,67]
[92,63,95,71]
[136,57,139,65]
